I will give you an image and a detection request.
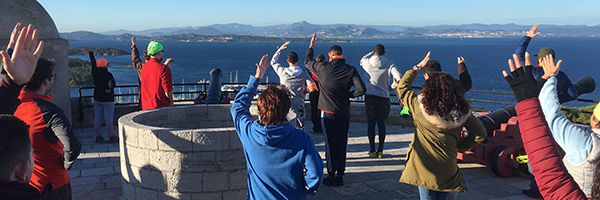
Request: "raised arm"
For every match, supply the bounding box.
[503,53,587,199]
[538,55,592,165]
[457,57,472,91]
[360,51,373,67]
[515,24,539,64]
[131,36,143,79]
[231,55,269,137]
[304,34,317,71]
[271,41,289,73]
[0,24,43,114]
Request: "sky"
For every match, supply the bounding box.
[37,0,600,33]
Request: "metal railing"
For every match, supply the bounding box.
[77,83,599,121]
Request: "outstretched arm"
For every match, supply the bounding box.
[360,51,373,67]
[457,57,472,91]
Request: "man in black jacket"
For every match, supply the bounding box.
[305,33,366,186]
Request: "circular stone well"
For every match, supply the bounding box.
[118,104,254,199]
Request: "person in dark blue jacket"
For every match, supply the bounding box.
[515,24,595,103]
[231,54,324,200]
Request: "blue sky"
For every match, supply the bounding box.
[38,0,600,33]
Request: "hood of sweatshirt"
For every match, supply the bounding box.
[417,94,471,130]
[250,122,295,146]
[285,66,303,77]
[369,56,388,69]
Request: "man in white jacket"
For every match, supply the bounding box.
[271,41,316,130]
[360,44,402,158]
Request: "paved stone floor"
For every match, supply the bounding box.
[70,121,532,200]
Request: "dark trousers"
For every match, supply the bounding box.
[47,182,71,200]
[322,112,349,177]
[368,119,386,152]
[309,91,322,132]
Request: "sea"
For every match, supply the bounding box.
[69,37,600,111]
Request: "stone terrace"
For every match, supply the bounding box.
[70,122,532,200]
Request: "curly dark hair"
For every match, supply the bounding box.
[418,72,470,117]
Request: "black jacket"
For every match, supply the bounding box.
[89,52,115,102]
[305,48,365,114]
[0,181,51,200]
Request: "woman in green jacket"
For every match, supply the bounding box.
[395,52,487,200]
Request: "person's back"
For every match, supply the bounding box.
[308,54,363,114]
[231,55,323,199]
[140,41,173,110]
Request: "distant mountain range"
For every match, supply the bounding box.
[60,21,600,40]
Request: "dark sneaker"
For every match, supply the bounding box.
[574,76,596,95]
[522,189,543,199]
[109,135,119,144]
[336,176,344,186]
[377,151,383,158]
[323,176,337,187]
[368,152,378,158]
[96,135,105,143]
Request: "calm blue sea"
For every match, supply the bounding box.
[69,37,600,110]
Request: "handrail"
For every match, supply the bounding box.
[76,83,598,121]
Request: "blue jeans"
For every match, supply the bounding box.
[367,119,386,152]
[93,100,115,137]
[418,187,449,200]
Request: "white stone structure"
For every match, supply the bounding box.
[118,104,256,199]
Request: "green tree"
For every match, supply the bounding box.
[68,58,93,87]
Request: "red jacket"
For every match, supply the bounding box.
[515,98,588,200]
[14,91,81,192]
[140,58,173,110]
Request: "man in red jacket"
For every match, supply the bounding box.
[140,41,174,110]
[14,58,82,200]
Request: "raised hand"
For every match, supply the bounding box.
[8,23,23,49]
[255,54,269,79]
[540,54,561,79]
[309,33,317,49]
[131,36,137,46]
[279,41,290,51]
[502,53,545,102]
[457,56,465,64]
[163,58,174,66]
[527,24,540,38]
[417,51,431,68]
[1,24,44,85]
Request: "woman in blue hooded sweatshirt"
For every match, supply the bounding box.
[231,54,324,200]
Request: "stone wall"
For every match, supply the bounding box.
[118,104,253,200]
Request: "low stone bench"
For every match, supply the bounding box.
[118,104,257,199]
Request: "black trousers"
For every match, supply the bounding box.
[309,91,322,132]
[322,112,350,177]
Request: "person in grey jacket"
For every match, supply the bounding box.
[360,44,402,158]
[271,41,316,130]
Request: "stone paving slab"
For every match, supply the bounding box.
[70,121,531,199]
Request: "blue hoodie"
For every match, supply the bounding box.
[231,76,324,200]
